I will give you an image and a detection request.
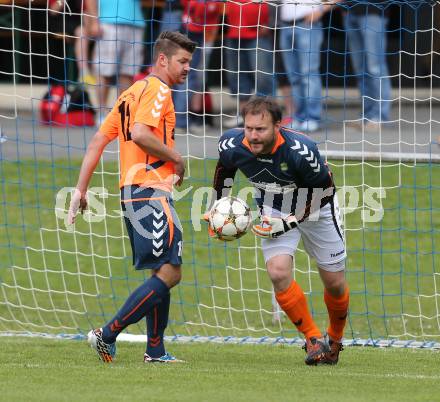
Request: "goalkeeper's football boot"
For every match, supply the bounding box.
[322,333,343,365]
[88,328,116,363]
[303,336,330,366]
[143,352,185,363]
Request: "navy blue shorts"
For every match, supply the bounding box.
[121,186,183,270]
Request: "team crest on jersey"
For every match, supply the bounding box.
[280,162,288,172]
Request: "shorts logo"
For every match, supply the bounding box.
[330,250,345,258]
[152,210,164,257]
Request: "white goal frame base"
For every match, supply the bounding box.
[1,332,439,349]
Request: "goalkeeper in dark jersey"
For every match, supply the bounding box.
[206,97,349,365]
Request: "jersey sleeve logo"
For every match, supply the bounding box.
[218,137,236,153]
[151,84,169,118]
[291,139,321,173]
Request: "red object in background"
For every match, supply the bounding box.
[224,0,269,39]
[40,85,65,123]
[204,91,212,114]
[181,0,223,34]
[40,85,95,127]
[133,66,152,83]
[52,110,95,126]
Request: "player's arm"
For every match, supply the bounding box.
[295,145,335,224]
[84,0,102,38]
[203,132,238,235]
[68,131,111,224]
[297,170,334,224]
[211,132,239,201]
[131,122,185,186]
[202,159,237,225]
[202,157,238,238]
[213,159,238,201]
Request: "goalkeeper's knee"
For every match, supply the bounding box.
[317,259,345,273]
[318,260,347,296]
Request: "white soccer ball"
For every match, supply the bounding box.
[209,196,252,241]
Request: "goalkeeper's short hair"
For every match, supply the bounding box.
[241,97,283,125]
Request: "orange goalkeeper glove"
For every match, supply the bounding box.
[203,211,216,238]
[252,215,298,239]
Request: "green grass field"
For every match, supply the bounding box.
[1,337,439,402]
[0,157,439,343]
[0,155,439,401]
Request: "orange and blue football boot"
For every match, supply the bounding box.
[143,352,184,363]
[87,328,116,363]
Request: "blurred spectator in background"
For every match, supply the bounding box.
[87,0,144,124]
[279,0,331,133]
[139,1,165,74]
[276,44,295,127]
[223,0,274,128]
[269,2,294,126]
[49,0,95,85]
[174,0,223,132]
[344,1,392,131]
[161,0,184,32]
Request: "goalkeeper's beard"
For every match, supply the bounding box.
[249,136,276,156]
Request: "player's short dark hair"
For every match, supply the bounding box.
[153,31,197,62]
[241,97,282,124]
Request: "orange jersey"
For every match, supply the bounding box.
[100,76,176,192]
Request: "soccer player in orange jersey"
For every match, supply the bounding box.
[68,31,197,363]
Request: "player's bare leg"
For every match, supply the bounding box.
[155,263,182,288]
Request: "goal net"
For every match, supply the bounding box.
[0,0,439,348]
